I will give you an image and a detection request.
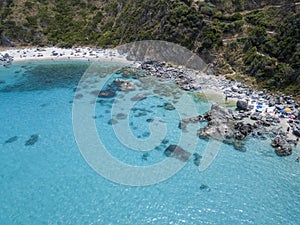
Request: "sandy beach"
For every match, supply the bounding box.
[0,46,135,65]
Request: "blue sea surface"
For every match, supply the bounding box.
[0,61,300,225]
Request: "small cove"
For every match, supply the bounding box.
[0,61,299,224]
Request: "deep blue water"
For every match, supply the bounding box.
[0,61,300,224]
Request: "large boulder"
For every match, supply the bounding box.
[236,100,248,111]
[293,128,300,137]
[198,104,235,141]
[272,135,292,156]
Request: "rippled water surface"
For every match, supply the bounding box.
[0,61,299,224]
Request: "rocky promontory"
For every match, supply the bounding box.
[138,61,300,157]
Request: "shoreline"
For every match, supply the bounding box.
[1,47,300,157]
[0,46,137,66]
[139,61,300,157]
[202,77,300,156]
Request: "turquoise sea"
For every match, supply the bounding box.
[0,61,300,224]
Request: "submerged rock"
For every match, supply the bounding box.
[193,153,202,166]
[98,90,115,98]
[199,184,211,192]
[164,145,191,162]
[108,119,118,125]
[141,152,149,161]
[75,93,83,99]
[233,140,246,152]
[146,118,154,123]
[4,136,18,144]
[131,94,147,101]
[116,113,127,120]
[112,79,135,91]
[25,134,39,146]
[178,121,187,130]
[163,102,175,111]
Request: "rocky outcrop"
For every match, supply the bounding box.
[234,122,253,140]
[195,103,296,154]
[197,104,252,151]
[197,103,235,141]
[272,135,292,156]
[112,79,135,91]
[140,61,201,91]
[97,78,135,98]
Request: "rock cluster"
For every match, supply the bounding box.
[140,61,201,90]
[272,134,292,156]
[0,53,13,66]
[197,104,251,151]
[98,78,135,98]
[138,61,300,157]
[196,104,295,154]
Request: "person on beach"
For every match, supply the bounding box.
[287,126,290,132]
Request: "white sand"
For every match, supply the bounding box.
[0,46,137,65]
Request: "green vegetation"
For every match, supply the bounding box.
[0,0,299,96]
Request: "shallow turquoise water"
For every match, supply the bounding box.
[0,61,300,224]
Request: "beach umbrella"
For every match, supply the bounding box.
[256,105,263,109]
[284,108,292,113]
[280,109,286,114]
